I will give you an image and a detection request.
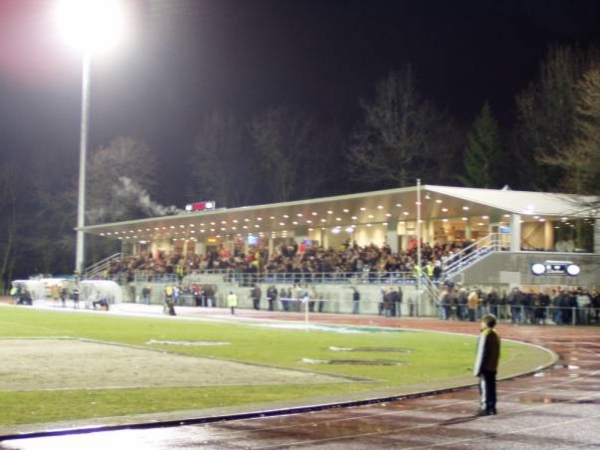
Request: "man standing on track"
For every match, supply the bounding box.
[473,314,501,416]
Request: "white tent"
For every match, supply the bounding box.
[81,280,122,305]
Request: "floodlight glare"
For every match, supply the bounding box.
[55,0,127,54]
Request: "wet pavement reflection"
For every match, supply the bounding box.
[1,315,599,449]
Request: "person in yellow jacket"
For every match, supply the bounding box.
[227,291,238,315]
[467,288,479,322]
[164,285,176,316]
[412,264,422,280]
[425,261,434,278]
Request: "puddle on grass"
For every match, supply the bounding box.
[146,340,230,346]
[256,324,404,334]
[329,346,413,354]
[302,357,408,366]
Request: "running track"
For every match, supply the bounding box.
[1,311,599,449]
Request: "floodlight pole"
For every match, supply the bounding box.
[75,51,91,278]
[416,178,422,316]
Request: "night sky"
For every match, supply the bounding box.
[1,0,599,205]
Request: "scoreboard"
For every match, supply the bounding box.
[531,260,581,277]
[185,201,216,212]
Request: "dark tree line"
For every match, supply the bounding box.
[0,44,598,286]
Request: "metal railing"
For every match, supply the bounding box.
[442,233,507,278]
[125,269,446,287]
[84,253,122,279]
[421,274,441,304]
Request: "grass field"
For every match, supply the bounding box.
[0,306,548,427]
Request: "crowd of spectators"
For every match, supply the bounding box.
[104,240,465,285]
[437,285,600,326]
[100,241,600,326]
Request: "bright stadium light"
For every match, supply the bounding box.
[55,0,128,54]
[54,0,128,277]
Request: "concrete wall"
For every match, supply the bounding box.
[450,252,600,289]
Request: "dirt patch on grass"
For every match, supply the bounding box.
[0,339,349,391]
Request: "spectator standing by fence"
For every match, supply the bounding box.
[72,287,80,309]
[267,285,277,311]
[468,288,479,322]
[396,286,403,318]
[279,287,289,311]
[508,287,522,324]
[142,285,151,304]
[352,287,360,314]
[251,284,261,310]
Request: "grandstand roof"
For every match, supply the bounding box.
[82,185,597,242]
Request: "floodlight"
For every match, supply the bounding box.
[55,0,127,54]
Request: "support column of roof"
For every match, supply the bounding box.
[595,216,600,254]
[386,218,399,253]
[510,214,521,252]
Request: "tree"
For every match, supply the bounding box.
[542,67,600,195]
[515,45,596,190]
[0,163,18,291]
[24,141,79,275]
[249,107,315,203]
[190,110,253,208]
[459,102,503,188]
[347,65,456,188]
[86,137,158,224]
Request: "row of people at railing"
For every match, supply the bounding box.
[101,241,472,284]
[437,285,600,325]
